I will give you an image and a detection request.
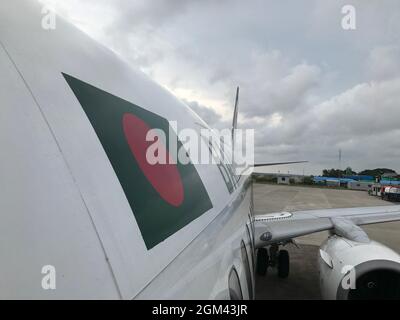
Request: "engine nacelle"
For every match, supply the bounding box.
[319,235,400,300]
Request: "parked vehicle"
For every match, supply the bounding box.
[381,186,400,202]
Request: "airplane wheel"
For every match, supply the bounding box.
[277,250,290,278]
[256,248,269,276]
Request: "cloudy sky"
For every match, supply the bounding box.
[40,0,400,175]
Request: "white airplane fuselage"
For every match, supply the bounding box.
[0,0,255,299]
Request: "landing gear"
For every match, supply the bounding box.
[256,244,290,278]
[277,249,290,278]
[256,248,269,276]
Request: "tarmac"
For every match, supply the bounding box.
[253,183,400,299]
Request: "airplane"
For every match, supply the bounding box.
[1,0,400,300]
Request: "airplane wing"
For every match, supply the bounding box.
[253,161,307,167]
[254,205,400,248]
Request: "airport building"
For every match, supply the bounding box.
[253,173,305,185]
[313,176,354,187]
[347,180,374,191]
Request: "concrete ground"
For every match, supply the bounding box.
[253,183,400,299]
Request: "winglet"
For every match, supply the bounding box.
[231,86,239,145]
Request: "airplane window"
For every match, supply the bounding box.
[228,268,243,300]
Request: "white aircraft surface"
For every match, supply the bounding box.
[1,0,400,300]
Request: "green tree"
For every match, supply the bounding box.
[345,167,356,175]
[322,168,343,177]
[358,168,397,176]
[303,176,314,185]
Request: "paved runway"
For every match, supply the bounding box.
[253,183,400,299]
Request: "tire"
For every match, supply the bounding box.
[278,250,290,278]
[256,248,269,276]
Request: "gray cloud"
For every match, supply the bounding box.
[42,0,400,174]
[367,45,400,81]
[183,99,229,129]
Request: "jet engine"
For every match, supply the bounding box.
[319,235,400,300]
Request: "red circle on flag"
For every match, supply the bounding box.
[122,113,184,207]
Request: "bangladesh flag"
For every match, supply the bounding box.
[63,73,213,249]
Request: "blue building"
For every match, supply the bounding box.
[313,176,355,187]
[343,175,374,181]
